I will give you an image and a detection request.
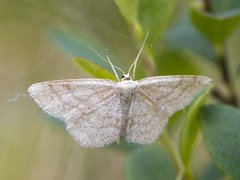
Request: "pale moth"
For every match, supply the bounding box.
[28,34,211,148]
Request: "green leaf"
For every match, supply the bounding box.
[124,144,177,180]
[114,0,142,35]
[164,10,217,62]
[114,0,176,41]
[199,163,224,180]
[155,50,200,75]
[180,86,212,168]
[73,57,116,80]
[138,0,176,41]
[211,0,240,13]
[200,104,240,179]
[191,8,240,44]
[109,137,143,152]
[50,30,114,72]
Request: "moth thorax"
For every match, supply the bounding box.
[121,74,132,81]
[117,80,138,93]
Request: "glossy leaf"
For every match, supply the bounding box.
[191,8,240,44]
[124,144,177,180]
[72,57,116,80]
[200,104,240,179]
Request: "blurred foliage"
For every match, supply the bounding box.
[198,163,224,180]
[179,85,212,178]
[163,11,217,62]
[1,0,240,179]
[200,104,240,179]
[191,7,240,45]
[124,144,177,180]
[211,0,240,13]
[114,0,176,42]
[50,30,116,72]
[73,57,116,80]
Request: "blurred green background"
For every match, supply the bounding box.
[0,1,129,179]
[0,0,240,180]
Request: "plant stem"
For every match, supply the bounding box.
[216,45,239,107]
[160,131,187,180]
[219,48,239,107]
[211,89,229,104]
[184,164,194,180]
[202,0,239,107]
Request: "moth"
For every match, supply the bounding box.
[28,34,211,147]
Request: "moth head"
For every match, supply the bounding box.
[103,33,149,82]
[121,74,132,81]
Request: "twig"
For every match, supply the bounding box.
[202,0,239,107]
[219,49,239,107]
[218,50,239,107]
[211,89,230,104]
[203,0,212,12]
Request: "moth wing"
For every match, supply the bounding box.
[126,92,167,144]
[127,76,211,144]
[28,79,123,147]
[66,92,122,147]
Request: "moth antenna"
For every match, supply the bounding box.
[127,32,149,79]
[90,47,125,75]
[106,55,120,81]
